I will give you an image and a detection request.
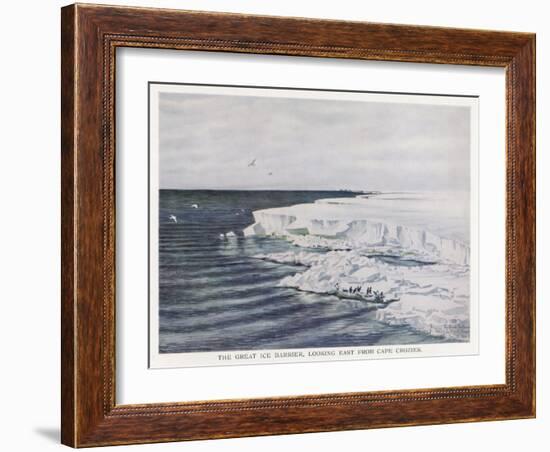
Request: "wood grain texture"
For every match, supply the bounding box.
[60,5,76,447]
[61,3,536,447]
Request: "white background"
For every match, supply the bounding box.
[0,1,546,451]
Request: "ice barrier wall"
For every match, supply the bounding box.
[244,208,469,265]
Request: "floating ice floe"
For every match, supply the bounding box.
[255,249,469,341]
[219,231,237,240]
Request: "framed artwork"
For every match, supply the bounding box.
[61,3,536,447]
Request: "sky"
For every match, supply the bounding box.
[157,88,472,192]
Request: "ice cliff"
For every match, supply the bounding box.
[245,193,472,341]
[244,193,470,265]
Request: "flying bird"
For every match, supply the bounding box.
[268,172,273,176]
[248,158,257,167]
[169,215,178,223]
[191,204,199,209]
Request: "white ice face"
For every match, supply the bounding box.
[246,192,471,342]
[244,192,470,264]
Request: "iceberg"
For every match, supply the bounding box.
[244,193,470,265]
[245,193,472,341]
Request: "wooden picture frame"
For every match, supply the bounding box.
[61,3,535,447]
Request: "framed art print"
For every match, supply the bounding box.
[147,83,479,369]
[61,4,535,447]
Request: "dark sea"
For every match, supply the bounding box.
[158,190,447,354]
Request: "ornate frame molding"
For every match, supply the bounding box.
[62,4,535,447]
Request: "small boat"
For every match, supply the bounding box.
[334,288,399,305]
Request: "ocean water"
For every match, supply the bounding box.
[158,190,454,354]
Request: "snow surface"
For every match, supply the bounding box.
[245,193,471,341]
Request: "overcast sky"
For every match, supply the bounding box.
[157,90,471,191]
